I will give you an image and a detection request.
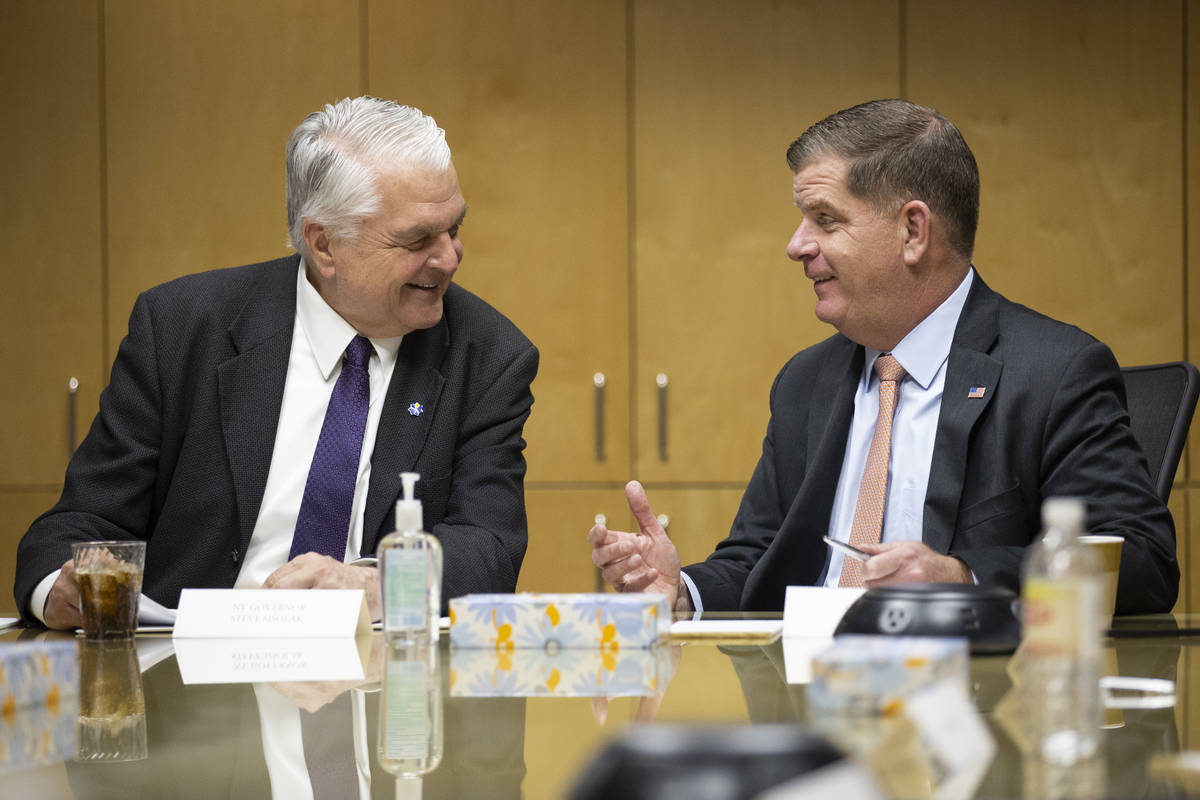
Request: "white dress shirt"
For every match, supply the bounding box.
[253,683,373,800]
[682,268,975,610]
[235,263,403,587]
[30,263,402,622]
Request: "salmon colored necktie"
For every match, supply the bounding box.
[839,354,906,587]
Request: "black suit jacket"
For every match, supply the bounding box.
[684,273,1178,614]
[15,255,538,620]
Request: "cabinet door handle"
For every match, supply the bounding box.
[593,372,606,461]
[593,514,607,592]
[67,377,79,456]
[656,373,669,461]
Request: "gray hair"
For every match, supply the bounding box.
[786,99,979,260]
[286,96,452,261]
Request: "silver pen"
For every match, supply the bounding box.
[823,535,870,563]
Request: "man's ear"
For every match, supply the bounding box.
[302,220,337,279]
[899,200,931,266]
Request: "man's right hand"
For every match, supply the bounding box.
[43,559,82,631]
[589,481,687,610]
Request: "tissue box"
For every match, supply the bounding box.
[0,641,78,716]
[0,641,79,774]
[806,635,968,716]
[0,701,78,774]
[450,646,672,697]
[449,593,670,650]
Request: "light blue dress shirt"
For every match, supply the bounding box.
[822,268,974,585]
[681,268,975,610]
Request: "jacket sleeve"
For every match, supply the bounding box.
[15,293,163,622]
[954,340,1179,613]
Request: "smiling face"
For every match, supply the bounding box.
[785,157,919,351]
[304,164,467,337]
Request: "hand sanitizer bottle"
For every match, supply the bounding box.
[379,472,442,642]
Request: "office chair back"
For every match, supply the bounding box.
[1120,361,1200,502]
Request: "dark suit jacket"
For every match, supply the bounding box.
[15,255,538,621]
[684,273,1178,614]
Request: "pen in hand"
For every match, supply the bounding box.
[823,535,870,563]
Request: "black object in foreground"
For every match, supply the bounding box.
[834,583,1022,654]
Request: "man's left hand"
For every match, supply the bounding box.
[262,553,382,621]
[857,541,972,585]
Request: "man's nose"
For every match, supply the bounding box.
[428,232,461,271]
[786,224,816,262]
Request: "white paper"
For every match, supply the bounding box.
[0,617,20,631]
[782,637,836,685]
[172,589,370,639]
[174,637,366,684]
[137,593,178,625]
[135,637,177,673]
[669,620,783,640]
[782,586,864,638]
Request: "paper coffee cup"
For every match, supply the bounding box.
[1080,535,1123,621]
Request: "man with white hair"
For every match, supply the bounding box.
[16,96,538,628]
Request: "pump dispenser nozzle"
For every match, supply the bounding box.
[395,472,424,532]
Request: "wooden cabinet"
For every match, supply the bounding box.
[631,0,900,482]
[909,1,1183,370]
[103,0,361,358]
[367,0,632,485]
[0,4,104,488]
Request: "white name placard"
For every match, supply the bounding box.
[781,586,865,684]
[782,586,864,639]
[174,637,366,684]
[172,589,370,639]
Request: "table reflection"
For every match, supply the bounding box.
[57,636,526,799]
[718,631,1185,799]
[1,613,1196,798]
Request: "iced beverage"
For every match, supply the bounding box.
[72,541,145,639]
[77,639,147,761]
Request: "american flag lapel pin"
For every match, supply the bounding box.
[967,385,986,399]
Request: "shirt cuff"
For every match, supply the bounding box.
[679,571,704,619]
[29,569,60,625]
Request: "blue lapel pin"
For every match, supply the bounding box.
[408,402,424,416]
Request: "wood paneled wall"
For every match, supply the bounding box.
[2,0,1197,630]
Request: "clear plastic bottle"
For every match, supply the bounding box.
[378,472,443,643]
[377,640,443,781]
[1020,497,1104,766]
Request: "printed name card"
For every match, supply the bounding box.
[174,637,367,684]
[172,589,370,639]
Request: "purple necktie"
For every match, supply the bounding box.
[290,335,373,561]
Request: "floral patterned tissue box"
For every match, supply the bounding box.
[449,646,672,698]
[806,635,968,716]
[449,593,670,651]
[0,640,79,773]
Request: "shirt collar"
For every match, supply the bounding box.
[863,267,975,391]
[295,261,404,379]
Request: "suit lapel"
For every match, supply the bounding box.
[218,257,298,555]
[923,274,1002,554]
[361,319,449,555]
[744,338,862,608]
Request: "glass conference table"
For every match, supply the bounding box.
[3,612,1200,799]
